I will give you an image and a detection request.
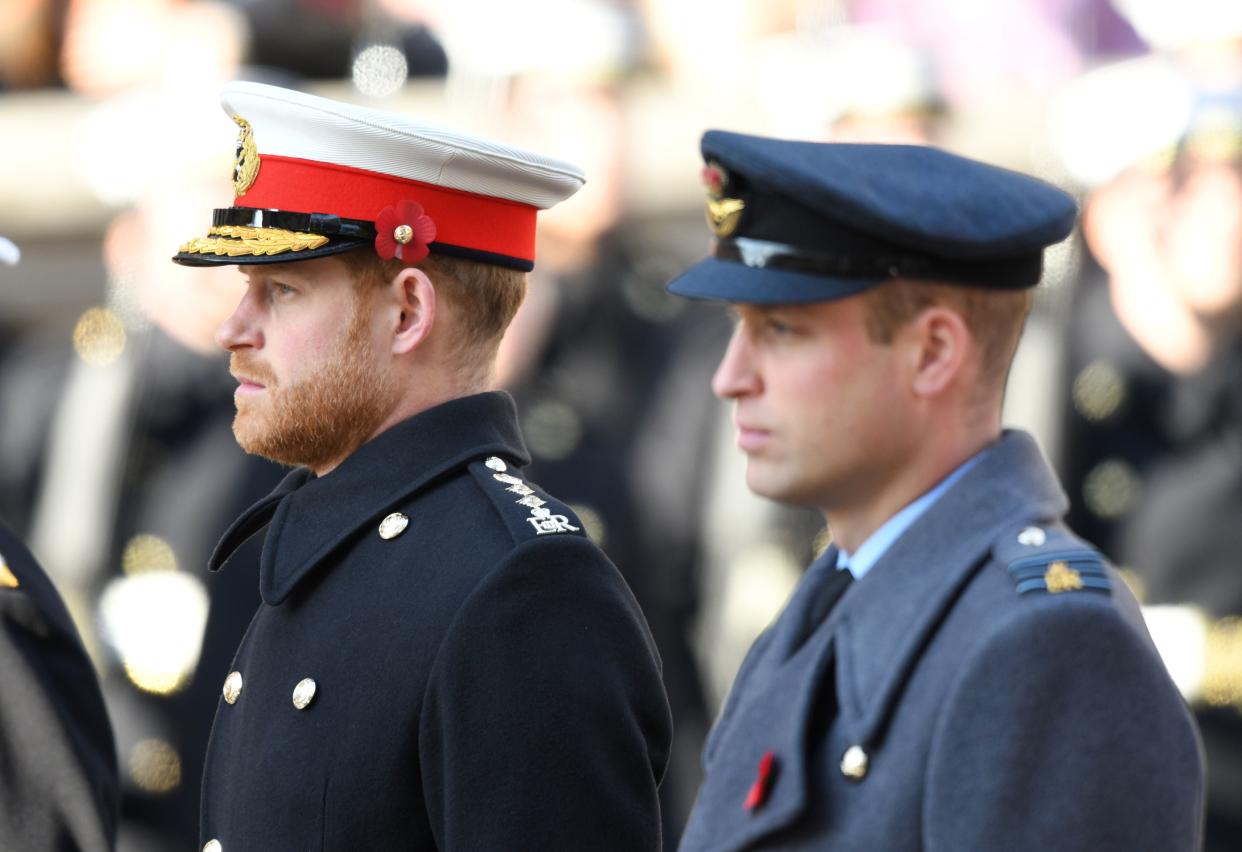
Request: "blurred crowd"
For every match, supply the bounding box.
[1,0,1240,849]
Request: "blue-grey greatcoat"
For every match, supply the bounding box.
[199,392,671,851]
[679,431,1204,851]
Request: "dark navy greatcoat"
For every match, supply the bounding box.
[0,520,119,851]
[200,392,671,851]
[679,431,1204,851]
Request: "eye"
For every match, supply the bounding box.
[764,316,794,336]
[271,282,298,298]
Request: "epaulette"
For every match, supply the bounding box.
[468,455,586,544]
[0,552,18,589]
[993,524,1111,597]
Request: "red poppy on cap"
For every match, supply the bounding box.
[375,200,437,264]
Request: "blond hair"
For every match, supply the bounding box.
[861,279,1034,396]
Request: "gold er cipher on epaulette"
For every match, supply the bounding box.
[492,472,579,535]
[180,225,329,258]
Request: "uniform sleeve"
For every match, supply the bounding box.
[419,534,672,852]
[0,546,119,851]
[923,597,1204,852]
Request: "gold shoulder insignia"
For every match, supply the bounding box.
[0,554,18,589]
[1007,549,1110,596]
[1044,560,1083,594]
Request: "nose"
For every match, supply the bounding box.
[711,323,761,400]
[215,287,262,352]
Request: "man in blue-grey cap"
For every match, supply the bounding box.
[669,132,1204,850]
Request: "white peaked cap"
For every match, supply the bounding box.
[175,81,586,270]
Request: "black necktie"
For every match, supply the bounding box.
[786,550,854,656]
[808,563,854,627]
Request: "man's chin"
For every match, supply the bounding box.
[745,463,819,508]
[744,464,788,502]
[232,413,282,462]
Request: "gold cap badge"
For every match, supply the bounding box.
[232,115,260,196]
[702,161,745,238]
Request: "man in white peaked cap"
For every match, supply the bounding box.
[173,82,671,851]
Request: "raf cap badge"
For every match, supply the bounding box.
[702,161,745,238]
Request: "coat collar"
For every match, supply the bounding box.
[831,430,1067,748]
[209,391,529,605]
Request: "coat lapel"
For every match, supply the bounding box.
[207,392,530,605]
[832,430,1068,751]
[692,619,838,851]
[687,547,846,851]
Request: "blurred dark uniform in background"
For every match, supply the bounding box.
[0,323,284,850]
[1,239,119,852]
[1057,101,1242,850]
[1,520,119,851]
[505,219,728,836]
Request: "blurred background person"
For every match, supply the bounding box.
[1,89,286,852]
[1,238,119,852]
[1051,15,1242,844]
[479,2,724,834]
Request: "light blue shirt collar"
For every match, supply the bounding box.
[835,451,984,580]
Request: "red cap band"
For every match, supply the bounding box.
[238,155,539,263]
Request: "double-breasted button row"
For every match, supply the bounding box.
[220,671,318,710]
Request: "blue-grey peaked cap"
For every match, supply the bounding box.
[668,130,1078,304]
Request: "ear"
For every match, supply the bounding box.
[906,306,971,398]
[389,266,437,356]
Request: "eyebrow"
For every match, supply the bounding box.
[730,304,779,322]
[243,265,305,284]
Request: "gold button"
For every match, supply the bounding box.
[1017,526,1046,547]
[292,678,317,710]
[378,512,409,540]
[222,671,243,705]
[485,456,507,472]
[203,840,222,852]
[840,745,869,781]
[393,224,414,245]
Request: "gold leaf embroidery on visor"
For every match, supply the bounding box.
[179,225,330,257]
